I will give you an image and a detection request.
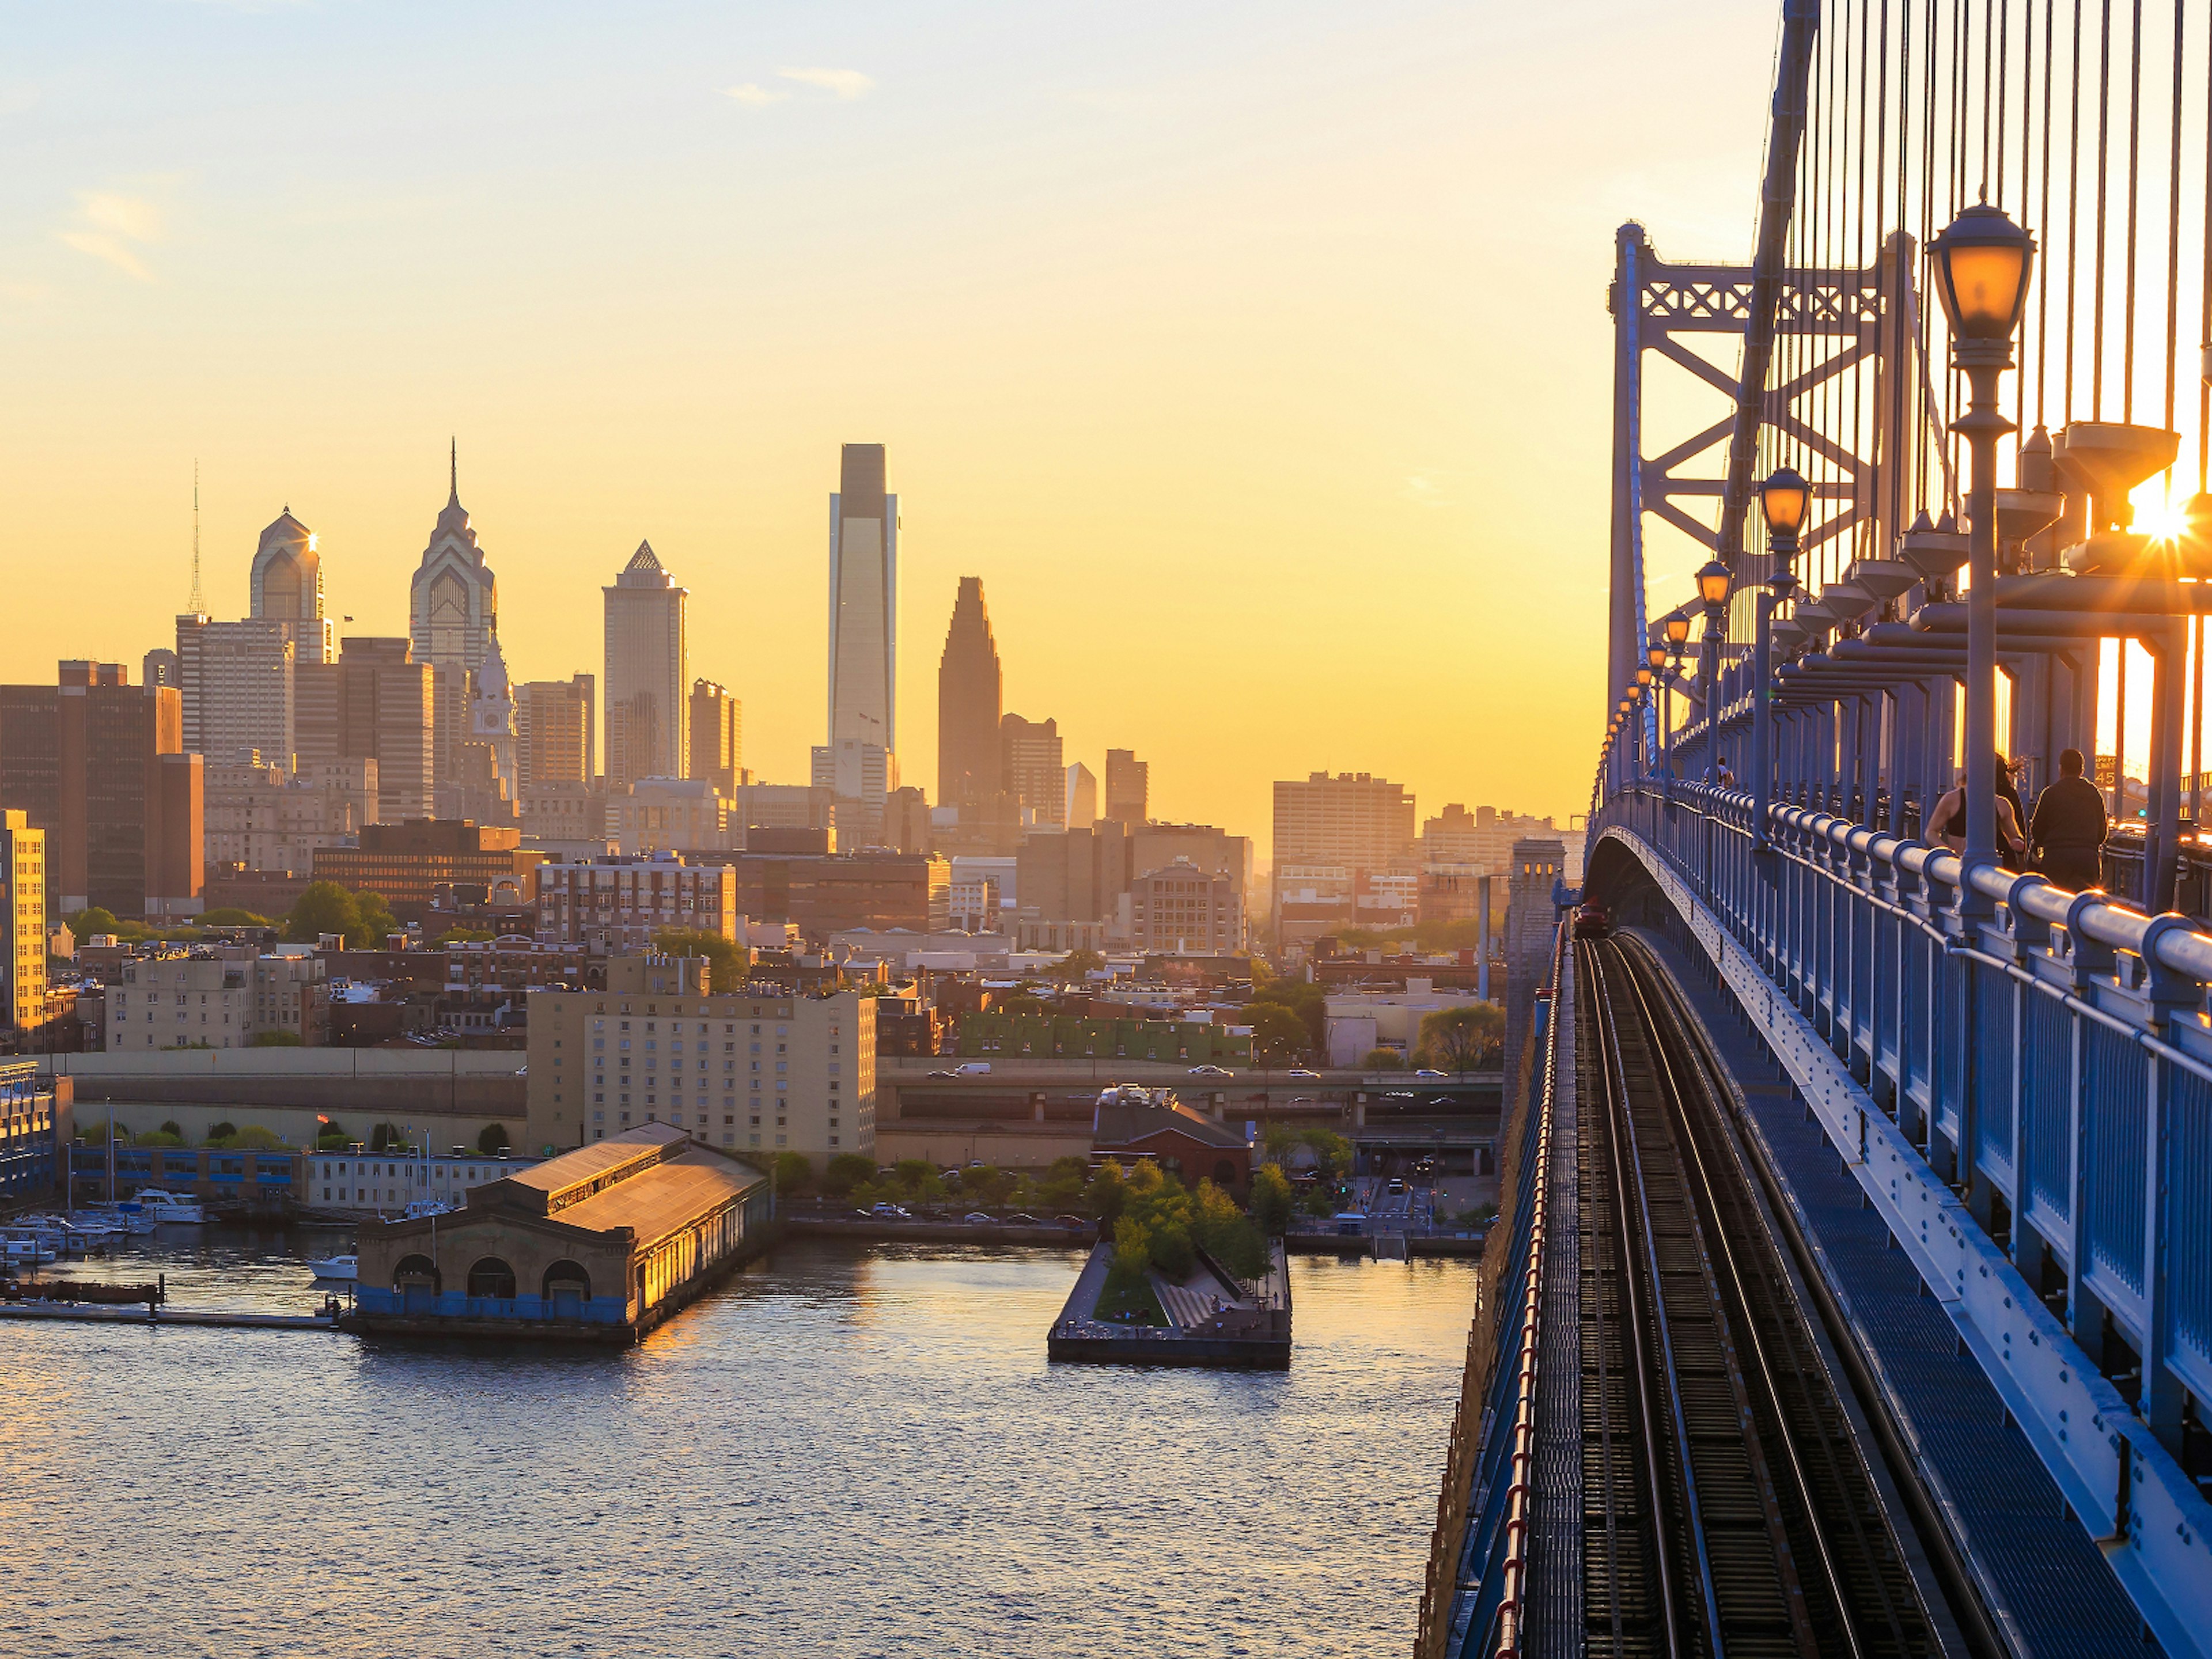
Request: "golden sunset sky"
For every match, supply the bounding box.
[0,1,1787,856]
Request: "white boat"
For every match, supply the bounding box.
[132,1189,207,1224]
[306,1253,358,1282]
[402,1198,454,1221]
[2,1235,56,1265]
[82,1202,156,1235]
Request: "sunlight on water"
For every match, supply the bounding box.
[1,1235,1476,1658]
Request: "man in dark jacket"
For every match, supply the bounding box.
[2030,748,2108,891]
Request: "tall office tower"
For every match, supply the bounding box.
[604,541,687,787]
[1065,762,1097,828]
[516,677,594,797]
[1000,713,1065,828]
[410,445,500,675]
[0,812,46,1032]
[296,638,432,823]
[175,616,296,767]
[688,680,742,796]
[37,663,202,919]
[827,444,896,757]
[249,509,335,664]
[937,576,1002,808]
[1104,748,1149,825]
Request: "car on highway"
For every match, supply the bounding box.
[925,1070,958,1080]
[1052,1214,1088,1229]
[962,1211,995,1224]
[953,1062,993,1075]
[1006,1212,1043,1225]
[1187,1064,1233,1077]
[1413,1069,1448,1079]
[1286,1068,1321,1080]
[869,1203,912,1219]
[1385,1177,1407,1195]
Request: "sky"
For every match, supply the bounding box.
[0,0,1787,860]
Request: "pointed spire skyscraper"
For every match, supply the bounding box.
[937,576,1002,808]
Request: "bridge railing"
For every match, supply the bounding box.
[1418,919,1565,1659]
[1596,782,2212,1647]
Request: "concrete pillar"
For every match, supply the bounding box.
[1353,1096,1367,1128]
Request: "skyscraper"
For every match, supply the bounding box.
[0,811,47,1033]
[1065,762,1097,828]
[409,444,500,675]
[688,680,742,796]
[516,676,595,796]
[937,576,1002,808]
[1001,714,1064,828]
[248,509,335,664]
[604,541,687,787]
[1104,749,1149,825]
[293,639,433,824]
[828,444,896,757]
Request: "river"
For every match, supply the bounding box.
[1,1229,1476,1658]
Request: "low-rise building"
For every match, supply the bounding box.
[105,948,330,1050]
[525,956,876,1165]
[956,1010,1249,1066]
[1120,858,1244,955]
[615,777,732,855]
[351,1123,771,1342]
[533,855,737,952]
[313,819,541,923]
[305,1147,541,1216]
[0,1060,63,1202]
[204,756,376,874]
[1090,1084,1251,1199]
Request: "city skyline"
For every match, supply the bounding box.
[0,2,1796,854]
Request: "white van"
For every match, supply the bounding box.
[953,1062,992,1076]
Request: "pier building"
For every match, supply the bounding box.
[351,1123,770,1342]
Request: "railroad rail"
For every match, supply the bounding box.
[1577,931,1941,1659]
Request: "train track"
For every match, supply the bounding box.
[1575,931,1942,1659]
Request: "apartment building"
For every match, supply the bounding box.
[105,948,329,1050]
[534,855,738,952]
[525,957,875,1165]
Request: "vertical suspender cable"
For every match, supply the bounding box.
[2122,0,2143,422]
[2037,0,2057,427]
[2094,0,2112,418]
[2067,1,2084,415]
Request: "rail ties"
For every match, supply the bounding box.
[1575,932,1941,1659]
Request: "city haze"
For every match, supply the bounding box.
[0,0,1781,847]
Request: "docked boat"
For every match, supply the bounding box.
[133,1189,207,1224]
[402,1199,454,1221]
[306,1253,358,1281]
[82,1202,157,1235]
[2,1233,56,1266]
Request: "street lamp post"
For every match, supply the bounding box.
[1695,559,1733,785]
[1930,203,2035,868]
[1754,467,1810,850]
[1647,642,1671,788]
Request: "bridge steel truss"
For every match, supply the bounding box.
[1600,783,2212,1658]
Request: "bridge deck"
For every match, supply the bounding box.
[1638,927,2158,1659]
[1525,940,1582,1659]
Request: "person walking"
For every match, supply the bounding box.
[1929,757,2028,865]
[1715,755,1736,788]
[2030,747,2108,892]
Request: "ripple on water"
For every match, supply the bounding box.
[0,1236,1476,1658]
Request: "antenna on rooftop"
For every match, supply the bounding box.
[187,461,204,615]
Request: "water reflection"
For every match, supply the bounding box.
[1,1237,1475,1658]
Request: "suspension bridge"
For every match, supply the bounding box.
[1423,2,2212,1656]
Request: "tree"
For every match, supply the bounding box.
[1251,1163,1295,1234]
[823,1152,877,1196]
[996,993,1046,1018]
[158,1120,183,1139]
[478,1123,510,1154]
[351,891,399,949]
[251,1030,304,1047]
[1054,948,1106,981]
[432,927,495,947]
[1085,1159,1128,1225]
[231,1125,285,1149]
[71,907,120,937]
[1362,1048,1405,1070]
[198,907,271,928]
[283,882,358,944]
[1248,974,1327,1048]
[774,1152,813,1194]
[1245,1002,1312,1065]
[206,1120,238,1145]
[653,927,748,991]
[369,1122,403,1152]
[1419,1003,1505,1073]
